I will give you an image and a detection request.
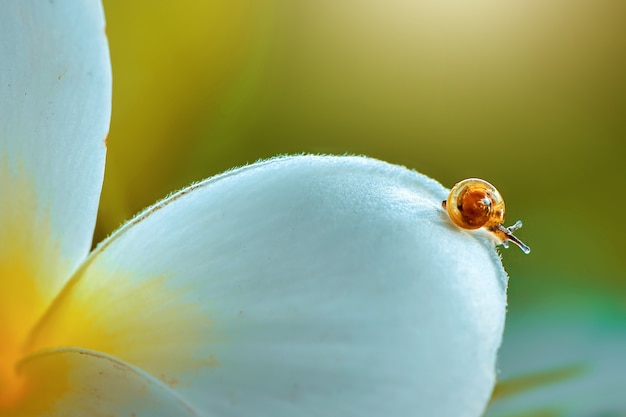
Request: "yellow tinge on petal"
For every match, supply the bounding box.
[0,350,71,417]
[4,348,201,417]
[25,260,216,389]
[0,255,43,408]
[0,169,69,409]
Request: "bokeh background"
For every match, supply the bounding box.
[98,1,625,415]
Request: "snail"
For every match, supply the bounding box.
[442,178,530,254]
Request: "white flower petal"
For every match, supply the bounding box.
[5,348,200,417]
[0,1,111,305]
[30,155,508,417]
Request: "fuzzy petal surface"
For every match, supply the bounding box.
[29,155,508,417]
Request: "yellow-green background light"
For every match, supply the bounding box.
[98,0,625,313]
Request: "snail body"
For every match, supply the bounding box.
[442,178,530,254]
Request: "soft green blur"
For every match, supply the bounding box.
[98,1,624,316]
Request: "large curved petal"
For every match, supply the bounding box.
[29,155,508,417]
[0,1,111,333]
[2,347,200,417]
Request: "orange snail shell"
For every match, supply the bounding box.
[443,178,505,232]
[442,178,530,254]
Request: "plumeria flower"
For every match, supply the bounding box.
[0,1,509,416]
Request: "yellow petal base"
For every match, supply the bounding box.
[0,256,47,410]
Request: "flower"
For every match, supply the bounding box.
[0,1,508,416]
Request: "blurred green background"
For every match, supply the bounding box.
[96,0,625,411]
